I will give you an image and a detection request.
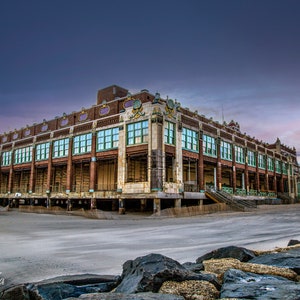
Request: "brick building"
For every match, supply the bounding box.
[0,85,298,213]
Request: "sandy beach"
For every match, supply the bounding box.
[1,204,300,291]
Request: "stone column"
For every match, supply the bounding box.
[89,131,97,192]
[280,176,284,193]
[255,152,260,192]
[273,158,277,193]
[8,149,14,194]
[217,138,222,190]
[46,141,53,193]
[66,137,73,193]
[287,162,292,196]
[176,122,183,192]
[232,144,236,193]
[273,175,277,193]
[112,199,118,211]
[214,167,217,190]
[90,197,96,209]
[119,198,125,214]
[140,199,147,211]
[198,131,204,191]
[174,198,181,208]
[199,199,203,209]
[153,198,161,215]
[150,116,163,191]
[29,145,36,194]
[117,124,125,193]
[265,155,269,192]
[244,149,249,193]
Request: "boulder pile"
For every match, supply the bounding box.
[1,240,300,300]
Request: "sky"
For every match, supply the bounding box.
[0,0,300,159]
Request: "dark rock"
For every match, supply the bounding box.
[288,239,300,246]
[0,284,31,300]
[250,247,300,274]
[0,275,119,300]
[35,282,118,300]
[35,274,120,287]
[221,268,300,300]
[181,262,204,273]
[65,292,185,299]
[114,253,219,294]
[196,245,256,264]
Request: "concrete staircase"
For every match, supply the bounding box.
[205,189,257,212]
[277,192,294,204]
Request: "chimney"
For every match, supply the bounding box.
[97,85,128,104]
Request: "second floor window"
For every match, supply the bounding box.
[247,150,256,167]
[14,146,32,164]
[182,128,198,152]
[203,134,216,156]
[73,133,92,155]
[268,157,274,171]
[282,162,288,175]
[1,151,11,166]
[36,142,50,161]
[127,120,148,145]
[258,153,266,169]
[275,160,281,173]
[221,141,232,161]
[53,138,69,158]
[235,146,245,164]
[97,127,119,151]
[164,121,175,145]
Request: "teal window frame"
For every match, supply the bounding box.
[53,138,69,158]
[282,162,288,175]
[267,157,274,171]
[221,140,232,161]
[127,120,148,145]
[203,134,216,157]
[1,151,11,166]
[164,121,175,145]
[234,145,245,164]
[14,146,32,164]
[36,142,50,161]
[97,127,119,151]
[73,133,92,155]
[258,153,266,169]
[182,127,198,152]
[247,150,256,167]
[275,160,281,173]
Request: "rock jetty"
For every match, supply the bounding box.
[1,240,300,300]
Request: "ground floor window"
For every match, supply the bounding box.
[126,154,148,182]
[165,155,175,182]
[183,158,197,191]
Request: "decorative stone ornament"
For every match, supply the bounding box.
[12,130,18,140]
[153,92,160,104]
[130,99,145,120]
[60,113,68,126]
[24,126,31,136]
[164,98,180,119]
[99,100,110,116]
[152,106,162,116]
[41,119,48,132]
[79,109,88,121]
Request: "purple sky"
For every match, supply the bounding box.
[1,0,300,159]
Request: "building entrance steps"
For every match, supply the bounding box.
[205,188,257,212]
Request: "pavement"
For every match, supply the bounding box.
[1,204,300,291]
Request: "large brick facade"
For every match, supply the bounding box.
[0,85,298,212]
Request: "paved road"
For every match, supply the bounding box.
[1,205,300,290]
